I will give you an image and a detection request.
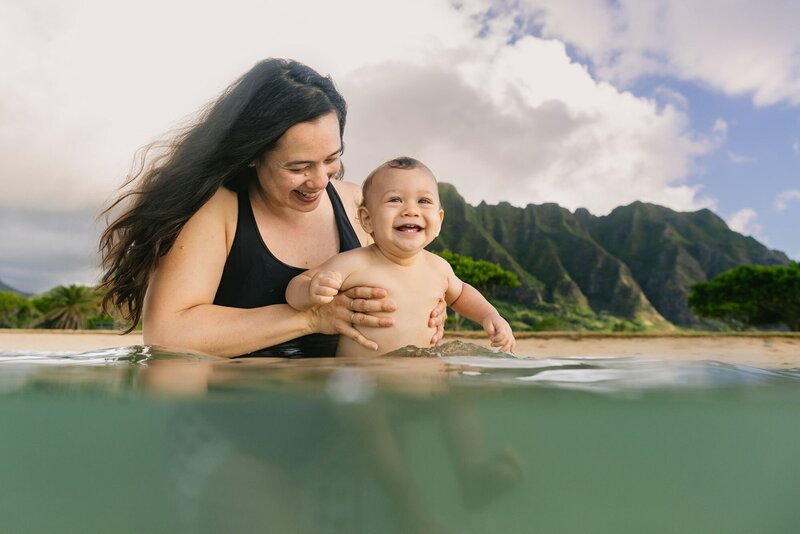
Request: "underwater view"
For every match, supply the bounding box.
[2,342,799,533]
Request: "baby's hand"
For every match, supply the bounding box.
[309,271,343,305]
[482,312,516,354]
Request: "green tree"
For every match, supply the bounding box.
[688,263,800,331]
[436,250,521,330]
[0,291,41,328]
[36,284,100,330]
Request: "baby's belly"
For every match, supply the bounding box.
[337,312,436,357]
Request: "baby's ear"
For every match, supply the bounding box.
[439,208,444,223]
[357,206,373,234]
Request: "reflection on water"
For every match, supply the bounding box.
[1,343,800,533]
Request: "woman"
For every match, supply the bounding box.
[100,58,444,357]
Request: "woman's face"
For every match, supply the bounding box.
[255,112,342,212]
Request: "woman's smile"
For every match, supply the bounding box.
[293,189,323,203]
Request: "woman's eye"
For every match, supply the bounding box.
[289,167,308,174]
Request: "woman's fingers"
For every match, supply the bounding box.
[342,286,388,300]
[349,311,394,328]
[337,323,379,351]
[349,297,396,314]
[341,286,396,313]
[428,298,447,327]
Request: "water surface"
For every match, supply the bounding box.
[1,343,799,533]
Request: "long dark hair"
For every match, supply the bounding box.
[99,58,347,331]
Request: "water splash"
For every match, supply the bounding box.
[383,339,512,358]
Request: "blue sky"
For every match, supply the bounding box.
[0,0,798,292]
[636,76,799,256]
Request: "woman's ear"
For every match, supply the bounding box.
[357,206,373,234]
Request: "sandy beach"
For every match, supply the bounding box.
[1,329,799,368]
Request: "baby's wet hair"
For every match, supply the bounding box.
[386,156,423,171]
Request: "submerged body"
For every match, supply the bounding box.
[4,347,800,534]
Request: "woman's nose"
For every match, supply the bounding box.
[306,165,330,188]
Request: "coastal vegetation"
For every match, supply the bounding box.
[0,284,116,330]
[689,263,800,331]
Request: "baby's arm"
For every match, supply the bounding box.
[286,252,362,311]
[437,257,516,353]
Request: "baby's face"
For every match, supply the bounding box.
[359,168,444,257]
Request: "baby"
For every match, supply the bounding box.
[286,157,515,357]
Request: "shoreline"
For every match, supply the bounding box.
[1,329,799,368]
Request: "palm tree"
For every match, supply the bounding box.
[42,284,98,329]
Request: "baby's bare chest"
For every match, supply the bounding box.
[345,263,447,328]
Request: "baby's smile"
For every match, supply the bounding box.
[394,223,425,233]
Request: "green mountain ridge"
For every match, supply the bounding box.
[431,183,790,328]
[0,279,27,296]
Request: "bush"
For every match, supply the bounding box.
[688,263,800,331]
[0,291,41,328]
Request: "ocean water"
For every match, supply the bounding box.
[1,342,799,533]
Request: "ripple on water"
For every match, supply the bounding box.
[0,340,798,396]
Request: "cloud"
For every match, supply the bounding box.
[521,0,800,107]
[0,0,719,217]
[343,36,717,214]
[0,0,476,213]
[652,86,689,111]
[774,190,800,213]
[0,0,726,288]
[0,208,102,293]
[711,118,729,138]
[793,138,800,154]
[726,208,764,239]
[727,151,756,164]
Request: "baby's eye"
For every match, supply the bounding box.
[419,198,433,204]
[387,197,401,203]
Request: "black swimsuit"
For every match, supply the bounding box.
[213,182,361,358]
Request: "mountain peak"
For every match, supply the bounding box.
[435,183,789,327]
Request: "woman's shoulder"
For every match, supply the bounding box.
[182,186,239,250]
[330,179,363,206]
[330,179,371,245]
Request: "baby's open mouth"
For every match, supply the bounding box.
[395,224,424,233]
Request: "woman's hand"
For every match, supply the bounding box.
[428,298,447,345]
[309,286,396,351]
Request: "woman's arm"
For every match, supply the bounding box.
[142,189,314,357]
